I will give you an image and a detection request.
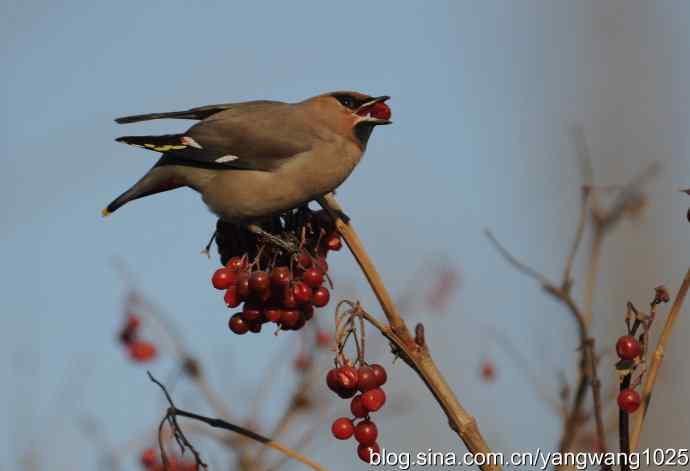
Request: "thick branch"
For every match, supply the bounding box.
[318,193,501,471]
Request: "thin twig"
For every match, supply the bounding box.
[485,231,607,463]
[147,372,328,471]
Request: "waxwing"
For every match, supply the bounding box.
[103,91,391,223]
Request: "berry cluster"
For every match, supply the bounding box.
[140,447,195,471]
[327,363,388,462]
[210,208,342,335]
[117,314,157,362]
[615,335,643,413]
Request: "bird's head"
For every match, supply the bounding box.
[303,91,392,149]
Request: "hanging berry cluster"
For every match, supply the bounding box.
[117,313,157,362]
[210,208,342,335]
[615,287,669,413]
[326,302,388,463]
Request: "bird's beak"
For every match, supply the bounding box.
[354,96,392,125]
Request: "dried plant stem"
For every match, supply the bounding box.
[629,265,690,450]
[485,231,607,462]
[583,226,604,326]
[318,193,500,471]
[149,373,328,471]
[588,338,608,456]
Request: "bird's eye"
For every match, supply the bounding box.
[336,95,356,109]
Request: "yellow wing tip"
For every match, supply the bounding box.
[101,207,112,217]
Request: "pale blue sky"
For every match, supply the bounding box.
[3,1,689,469]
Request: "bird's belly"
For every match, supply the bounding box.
[202,170,318,222]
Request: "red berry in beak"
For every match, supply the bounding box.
[370,102,391,120]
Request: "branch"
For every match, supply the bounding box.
[629,265,690,450]
[147,372,329,471]
[485,231,607,464]
[318,193,501,471]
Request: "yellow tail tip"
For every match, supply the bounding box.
[101,207,112,217]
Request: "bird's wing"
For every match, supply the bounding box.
[116,102,314,171]
[114,100,278,124]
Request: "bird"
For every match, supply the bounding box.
[103,91,392,227]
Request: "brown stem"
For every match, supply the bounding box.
[588,339,608,462]
[629,265,690,450]
[149,372,328,471]
[486,233,607,461]
[318,194,501,471]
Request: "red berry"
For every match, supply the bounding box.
[361,388,386,412]
[326,368,341,393]
[616,335,642,360]
[357,442,381,463]
[235,272,251,300]
[325,233,342,251]
[270,266,291,287]
[354,420,378,445]
[140,448,157,468]
[331,417,354,440]
[326,367,358,397]
[249,271,270,294]
[282,286,297,309]
[297,251,312,269]
[312,286,330,307]
[224,285,241,308]
[264,307,282,323]
[337,366,359,390]
[357,366,378,392]
[370,101,391,120]
[226,256,247,271]
[242,303,262,322]
[247,320,262,333]
[302,268,324,288]
[292,312,307,330]
[618,388,641,413]
[316,330,332,348]
[480,361,496,382]
[228,313,249,335]
[212,267,236,290]
[128,340,157,362]
[280,309,300,329]
[292,281,312,304]
[369,364,387,387]
[302,304,314,321]
[350,395,368,418]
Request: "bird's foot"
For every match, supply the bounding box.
[246,224,299,253]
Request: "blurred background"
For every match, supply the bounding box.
[2,1,689,470]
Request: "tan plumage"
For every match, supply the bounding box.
[104,91,391,223]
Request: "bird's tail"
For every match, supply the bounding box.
[102,165,184,217]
